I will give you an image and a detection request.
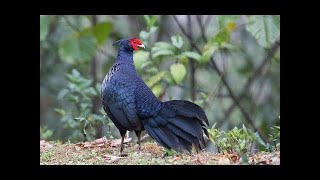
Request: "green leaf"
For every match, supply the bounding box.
[150,26,158,34]
[240,134,246,140]
[214,28,231,45]
[170,63,186,84]
[134,51,150,71]
[146,71,167,87]
[59,34,97,63]
[241,154,249,165]
[151,84,162,97]
[84,87,97,96]
[57,89,69,99]
[152,49,175,58]
[54,108,66,116]
[139,30,150,40]
[254,132,266,147]
[171,35,183,49]
[145,67,158,74]
[72,69,80,77]
[153,42,175,50]
[242,124,247,132]
[217,15,239,28]
[181,51,201,61]
[151,42,175,58]
[144,15,157,27]
[93,22,113,45]
[95,83,102,92]
[162,72,175,85]
[201,44,218,64]
[40,15,50,41]
[246,15,280,48]
[240,140,246,150]
[68,94,79,103]
[211,123,217,129]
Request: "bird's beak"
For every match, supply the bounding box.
[137,44,145,49]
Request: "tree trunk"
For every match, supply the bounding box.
[188,15,196,101]
[90,15,103,139]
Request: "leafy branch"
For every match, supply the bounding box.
[172,15,280,144]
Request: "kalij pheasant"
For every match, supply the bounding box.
[101,38,209,155]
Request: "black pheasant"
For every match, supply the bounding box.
[101,38,209,155]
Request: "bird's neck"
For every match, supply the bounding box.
[114,48,138,76]
[116,48,134,64]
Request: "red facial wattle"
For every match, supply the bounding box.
[129,38,145,51]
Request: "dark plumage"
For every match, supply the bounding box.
[101,38,209,155]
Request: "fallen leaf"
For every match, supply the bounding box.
[74,146,81,151]
[257,161,267,165]
[218,155,231,165]
[270,156,280,165]
[76,137,112,148]
[104,155,126,164]
[172,156,181,162]
[91,136,107,145]
[230,154,239,163]
[110,138,132,147]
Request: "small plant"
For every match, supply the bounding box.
[41,150,53,162]
[208,123,278,156]
[163,149,178,157]
[55,69,113,142]
[269,125,280,151]
[40,126,53,140]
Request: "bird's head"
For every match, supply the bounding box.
[113,38,145,51]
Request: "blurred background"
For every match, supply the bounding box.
[40,15,280,144]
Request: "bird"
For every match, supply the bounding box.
[101,38,209,156]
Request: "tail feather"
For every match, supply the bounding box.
[142,100,209,153]
[168,100,209,127]
[144,124,170,150]
[166,122,200,150]
[168,117,203,140]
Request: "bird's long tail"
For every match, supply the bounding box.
[143,100,209,153]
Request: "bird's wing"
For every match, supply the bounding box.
[102,79,142,131]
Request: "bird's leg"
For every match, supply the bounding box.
[135,131,141,153]
[120,133,126,157]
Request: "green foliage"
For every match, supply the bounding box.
[208,123,279,156]
[246,15,280,48]
[171,35,183,49]
[137,18,192,98]
[180,51,201,62]
[40,15,50,41]
[201,44,218,64]
[217,15,239,29]
[58,17,113,64]
[269,125,280,151]
[54,69,112,141]
[80,22,113,45]
[163,149,178,157]
[40,126,54,140]
[200,16,238,64]
[133,51,150,72]
[41,150,53,162]
[146,71,167,87]
[59,34,97,64]
[170,63,186,84]
[144,15,157,28]
[151,42,175,58]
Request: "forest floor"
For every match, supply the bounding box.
[40,138,280,165]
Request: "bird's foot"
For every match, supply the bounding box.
[120,153,128,157]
